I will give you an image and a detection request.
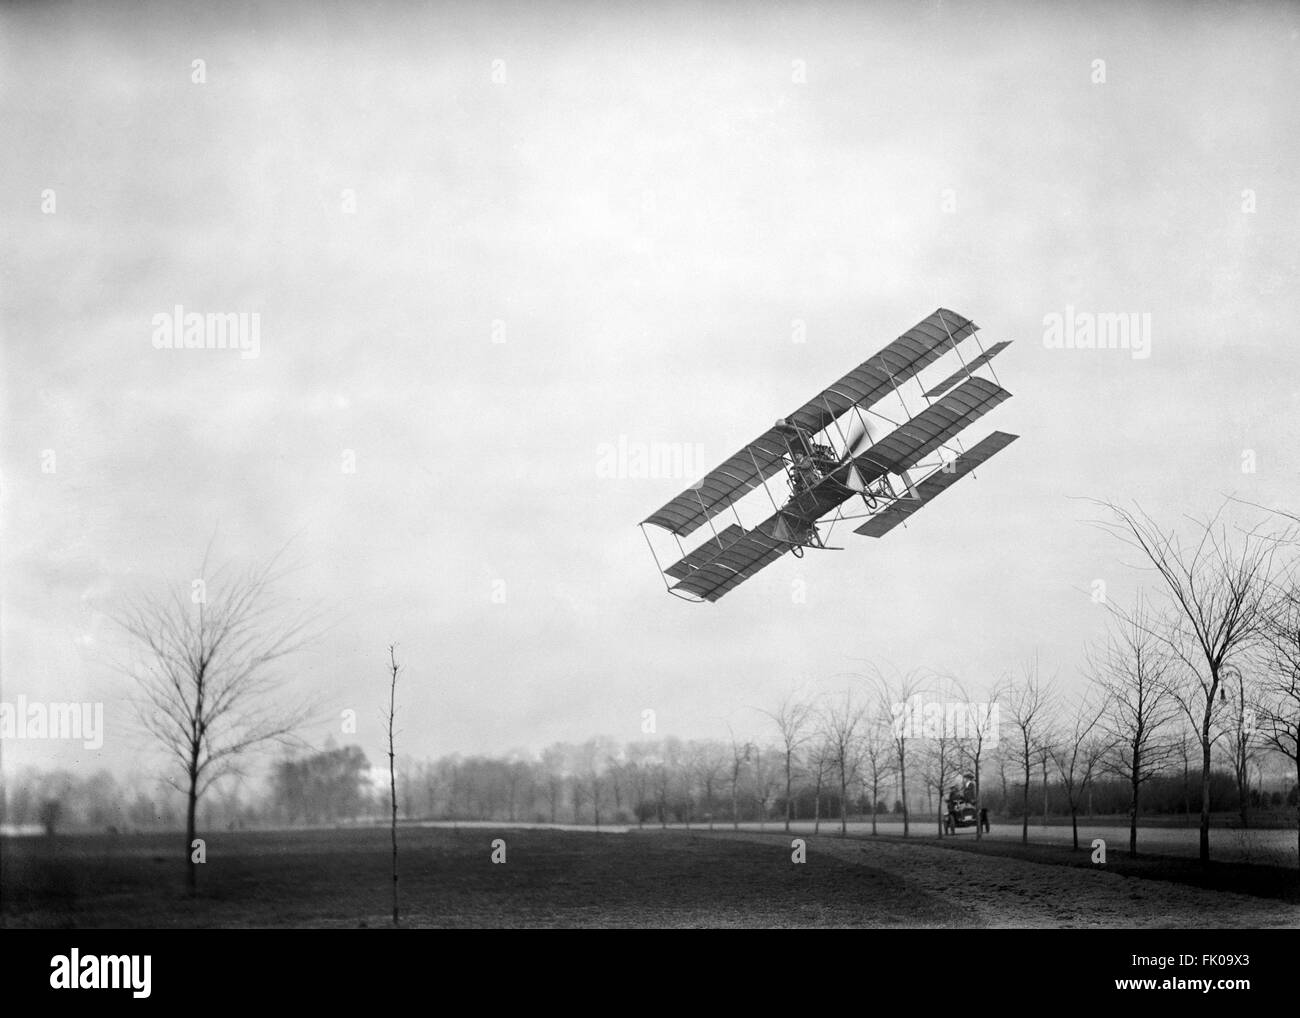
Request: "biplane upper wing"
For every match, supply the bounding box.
[847,376,1011,482]
[640,425,791,538]
[642,308,981,537]
[853,431,1019,537]
[668,513,795,602]
[782,307,981,437]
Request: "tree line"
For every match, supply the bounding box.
[8,712,1295,852]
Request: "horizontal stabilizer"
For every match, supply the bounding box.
[923,341,1012,399]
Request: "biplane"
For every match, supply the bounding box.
[640,308,1018,602]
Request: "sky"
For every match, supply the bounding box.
[3,0,1298,786]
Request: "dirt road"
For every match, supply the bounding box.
[712,831,1300,928]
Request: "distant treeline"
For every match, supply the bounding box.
[4,737,1295,834]
[382,739,1297,829]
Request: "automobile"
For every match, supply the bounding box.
[944,797,979,834]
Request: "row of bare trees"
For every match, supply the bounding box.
[371,690,1291,844]
[1095,498,1300,863]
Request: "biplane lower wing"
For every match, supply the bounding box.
[663,524,746,580]
[668,513,796,602]
[853,431,1019,537]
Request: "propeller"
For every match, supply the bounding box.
[842,413,919,499]
[843,415,876,459]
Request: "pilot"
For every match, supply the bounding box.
[793,451,819,477]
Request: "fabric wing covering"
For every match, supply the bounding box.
[663,524,745,580]
[922,340,1013,399]
[848,376,1010,481]
[641,307,981,538]
[669,513,796,602]
[853,431,1019,537]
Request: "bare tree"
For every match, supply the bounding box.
[761,692,816,833]
[1261,565,1300,867]
[1093,602,1179,857]
[569,771,587,824]
[993,743,1011,810]
[1096,499,1284,862]
[822,691,866,836]
[1172,725,1196,825]
[918,683,960,838]
[1007,658,1055,845]
[870,664,926,837]
[1220,663,1261,828]
[116,544,316,895]
[858,717,893,836]
[953,677,1006,842]
[625,741,656,828]
[688,740,728,830]
[539,745,567,824]
[726,727,751,830]
[655,737,686,828]
[1037,736,1057,826]
[578,738,612,829]
[806,738,835,835]
[1049,693,1110,850]
[386,645,400,926]
[504,755,531,823]
[750,742,778,829]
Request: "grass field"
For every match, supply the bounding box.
[3,826,1298,929]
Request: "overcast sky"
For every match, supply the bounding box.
[3,1,1298,784]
